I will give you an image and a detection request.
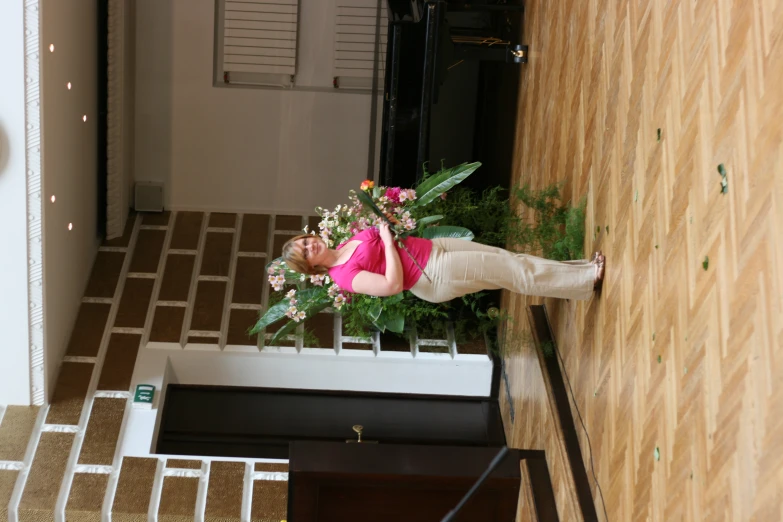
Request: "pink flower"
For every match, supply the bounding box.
[399,189,416,202]
[385,187,401,203]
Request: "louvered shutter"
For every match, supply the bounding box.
[217,0,299,87]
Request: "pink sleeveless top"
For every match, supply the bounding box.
[328,228,433,293]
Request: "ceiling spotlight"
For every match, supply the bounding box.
[82,115,87,122]
[68,223,73,231]
[50,195,56,203]
[67,82,72,90]
[49,44,54,52]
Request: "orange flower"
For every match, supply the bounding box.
[360,180,375,191]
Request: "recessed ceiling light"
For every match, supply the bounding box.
[68,223,73,231]
[50,195,56,203]
[67,82,72,90]
[49,44,54,52]
[82,115,87,122]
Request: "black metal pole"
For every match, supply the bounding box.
[440,446,510,522]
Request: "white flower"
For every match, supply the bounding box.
[303,225,309,233]
[333,294,346,310]
[286,289,296,299]
[310,274,326,286]
[285,306,298,319]
[327,285,340,297]
[296,311,306,321]
[300,274,306,281]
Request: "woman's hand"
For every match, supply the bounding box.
[378,222,395,247]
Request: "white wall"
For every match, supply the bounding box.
[0,1,33,405]
[135,0,377,214]
[41,0,101,399]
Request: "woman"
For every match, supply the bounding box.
[282,223,605,303]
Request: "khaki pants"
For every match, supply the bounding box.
[410,238,595,303]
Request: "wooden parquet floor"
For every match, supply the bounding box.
[501,0,783,521]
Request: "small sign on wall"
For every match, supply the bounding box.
[133,384,155,409]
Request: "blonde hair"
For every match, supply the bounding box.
[282,235,329,276]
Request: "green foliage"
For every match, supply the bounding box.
[420,225,475,240]
[341,292,448,339]
[413,162,482,207]
[415,215,444,227]
[269,300,331,344]
[418,185,512,247]
[415,182,586,261]
[356,190,393,226]
[510,184,586,261]
[381,179,587,345]
[248,298,290,335]
[302,328,322,348]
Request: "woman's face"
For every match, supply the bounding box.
[293,235,328,268]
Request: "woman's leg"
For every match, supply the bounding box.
[410,238,597,303]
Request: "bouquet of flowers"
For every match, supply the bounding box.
[250,162,482,343]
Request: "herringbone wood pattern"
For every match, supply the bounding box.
[502,0,783,521]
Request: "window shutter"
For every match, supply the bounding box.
[217,0,299,87]
[333,0,387,90]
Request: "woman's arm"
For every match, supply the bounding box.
[351,223,403,296]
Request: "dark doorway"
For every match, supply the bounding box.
[156,385,506,459]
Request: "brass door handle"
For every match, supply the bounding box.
[346,424,378,444]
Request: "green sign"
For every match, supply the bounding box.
[134,384,155,406]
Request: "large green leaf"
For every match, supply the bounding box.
[414,162,481,207]
[248,287,326,335]
[420,226,475,240]
[415,215,444,228]
[357,190,393,225]
[383,293,404,306]
[248,299,289,335]
[377,310,405,333]
[269,301,331,345]
[366,298,383,322]
[267,317,300,345]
